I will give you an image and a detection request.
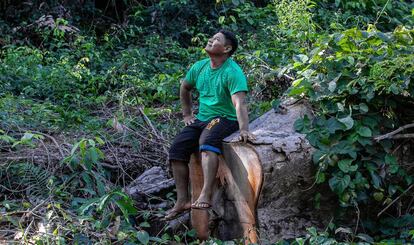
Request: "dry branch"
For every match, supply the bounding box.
[374,123,414,141]
[377,184,414,217]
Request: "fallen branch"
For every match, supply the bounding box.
[138,107,169,156]
[374,123,414,141]
[138,107,162,139]
[32,131,66,158]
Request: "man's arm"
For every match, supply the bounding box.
[180,80,195,126]
[231,92,256,143]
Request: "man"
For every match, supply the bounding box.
[165,29,255,220]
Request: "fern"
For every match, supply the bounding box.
[3,163,53,197]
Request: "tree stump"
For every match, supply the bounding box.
[188,99,335,242]
[189,143,263,242]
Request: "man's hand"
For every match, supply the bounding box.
[183,115,195,126]
[239,129,256,143]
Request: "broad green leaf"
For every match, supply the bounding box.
[335,0,341,7]
[97,193,112,211]
[81,172,94,191]
[78,198,99,215]
[316,172,325,184]
[70,140,82,155]
[186,229,197,237]
[149,237,164,243]
[140,222,151,228]
[370,172,381,189]
[329,175,350,194]
[95,137,105,145]
[95,175,106,196]
[88,139,96,147]
[349,164,358,172]
[271,99,282,111]
[385,154,399,174]
[289,84,308,96]
[359,103,369,113]
[388,185,397,196]
[357,126,372,137]
[356,233,374,243]
[293,54,309,63]
[300,69,314,79]
[338,159,353,173]
[307,131,321,148]
[328,74,341,92]
[88,148,99,164]
[292,77,304,87]
[385,154,397,165]
[327,117,343,134]
[337,102,345,112]
[312,150,326,164]
[338,116,354,130]
[218,16,225,24]
[357,137,372,146]
[137,230,150,245]
[115,198,138,221]
[294,115,310,132]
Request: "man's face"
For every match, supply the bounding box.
[205,32,231,55]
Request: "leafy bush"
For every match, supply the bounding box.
[292,26,414,240]
[315,0,414,31]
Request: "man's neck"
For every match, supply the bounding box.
[209,54,229,69]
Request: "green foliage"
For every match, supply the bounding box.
[2,0,414,243]
[275,0,316,33]
[60,137,108,198]
[292,26,414,240]
[315,0,414,31]
[78,189,137,223]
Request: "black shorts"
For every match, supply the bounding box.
[168,117,239,162]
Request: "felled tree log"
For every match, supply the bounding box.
[189,99,332,243]
[189,143,263,242]
[125,166,174,208]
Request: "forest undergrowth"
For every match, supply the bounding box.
[1,0,414,244]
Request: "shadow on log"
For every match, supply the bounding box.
[189,143,263,243]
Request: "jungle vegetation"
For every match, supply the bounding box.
[0,0,414,244]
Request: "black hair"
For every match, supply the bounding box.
[219,29,238,57]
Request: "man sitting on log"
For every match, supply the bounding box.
[165,29,255,220]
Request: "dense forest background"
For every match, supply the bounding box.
[0,0,414,244]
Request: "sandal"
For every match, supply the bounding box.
[191,201,212,210]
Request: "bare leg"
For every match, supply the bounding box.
[166,160,191,219]
[192,151,218,208]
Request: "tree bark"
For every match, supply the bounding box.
[189,142,263,243]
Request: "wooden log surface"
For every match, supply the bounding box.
[189,143,263,242]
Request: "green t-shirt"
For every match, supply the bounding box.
[185,58,248,121]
